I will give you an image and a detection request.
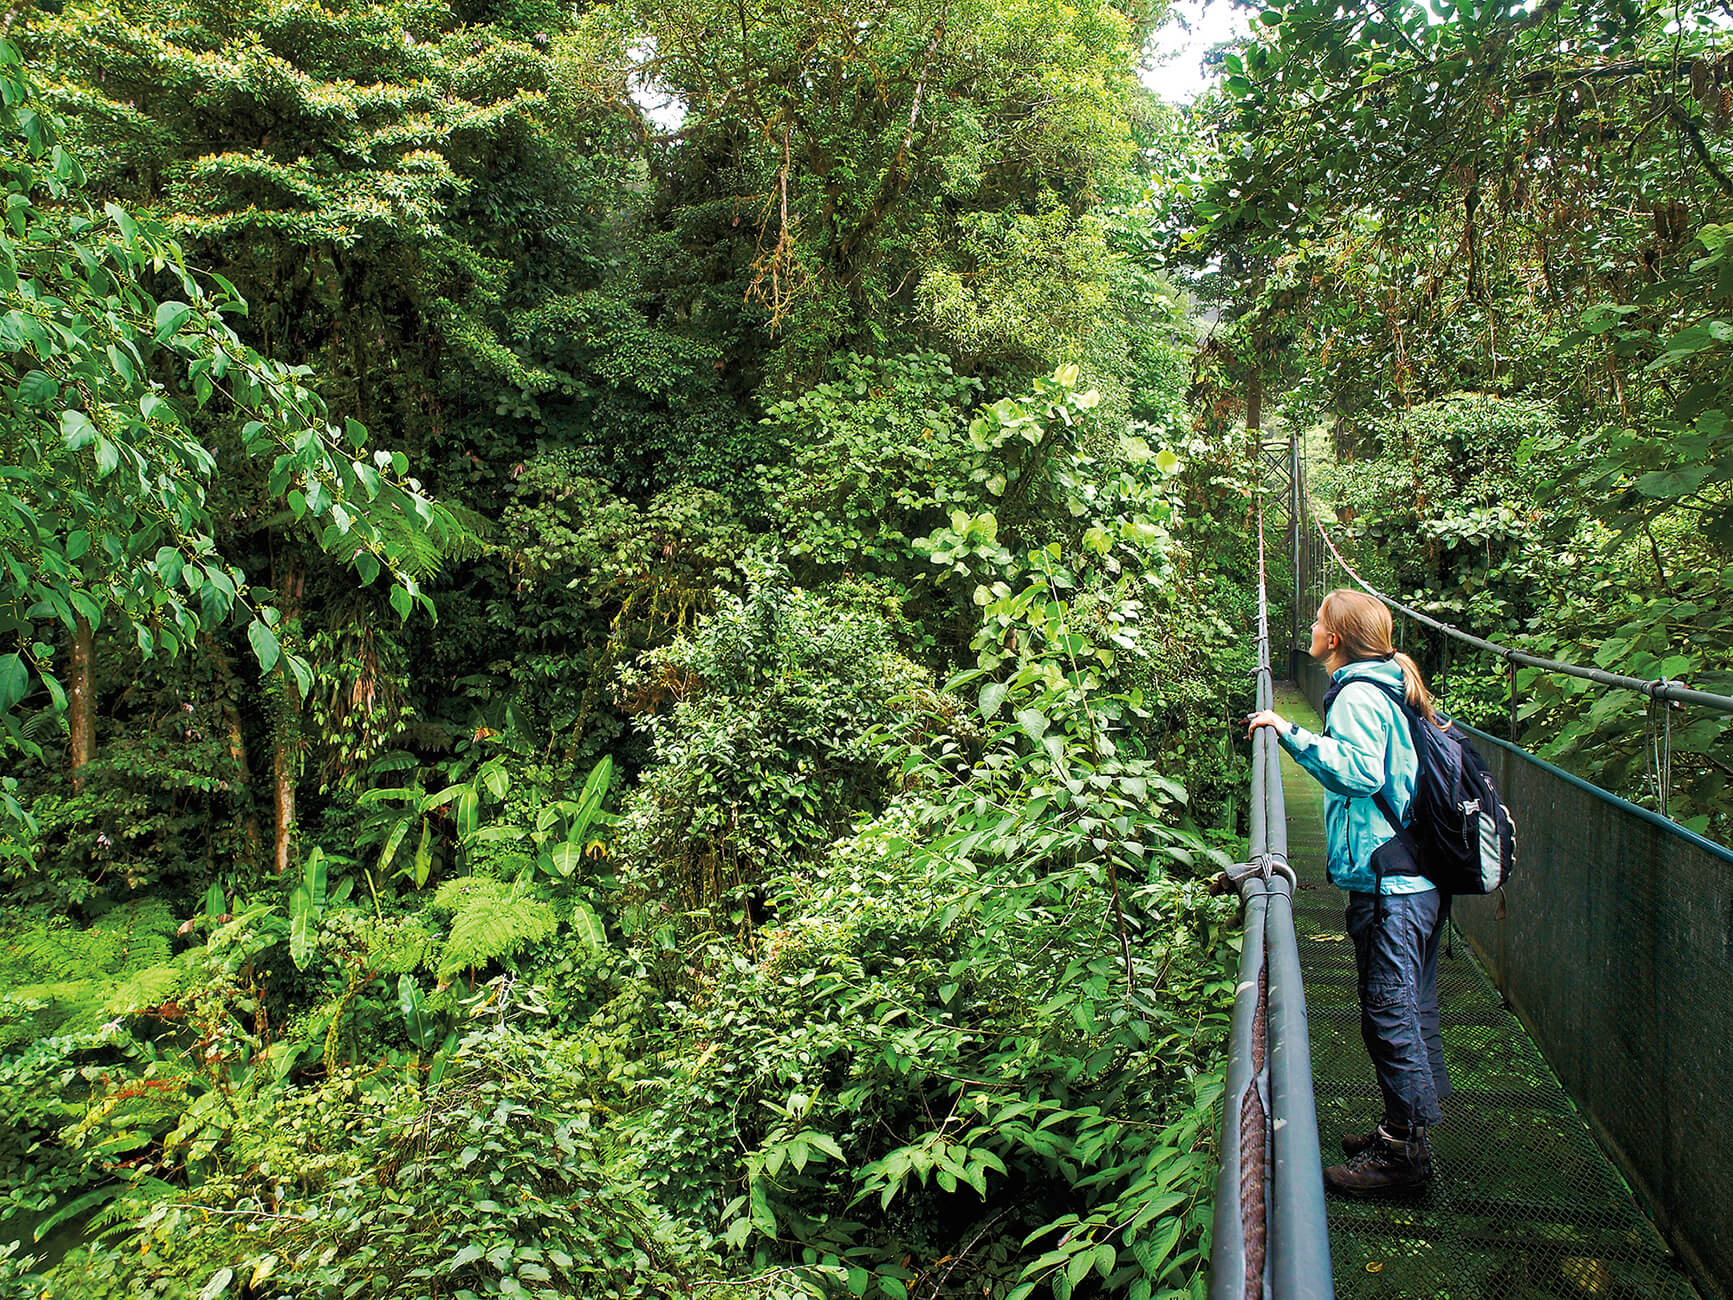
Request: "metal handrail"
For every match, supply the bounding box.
[1211,506,1334,1300]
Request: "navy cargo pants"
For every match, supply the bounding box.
[1346,889,1452,1129]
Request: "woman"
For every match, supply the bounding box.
[1246,588,1450,1195]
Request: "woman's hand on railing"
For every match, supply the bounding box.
[1246,709,1288,738]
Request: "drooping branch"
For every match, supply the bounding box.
[1672,106,1733,197]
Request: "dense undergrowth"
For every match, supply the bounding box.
[7,0,1731,1293]
[0,0,1268,1288]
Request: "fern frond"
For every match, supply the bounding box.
[438,502,497,564]
[104,960,195,1016]
[0,982,103,1049]
[432,878,556,979]
[363,916,437,975]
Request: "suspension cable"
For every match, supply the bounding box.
[1311,516,1733,716]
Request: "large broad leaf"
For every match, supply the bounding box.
[0,653,25,713]
[548,842,582,878]
[302,847,327,908]
[247,618,280,673]
[979,681,1008,719]
[397,974,440,1050]
[571,900,607,950]
[288,884,314,970]
[1635,465,1713,498]
[412,818,432,887]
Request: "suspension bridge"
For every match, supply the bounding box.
[1212,441,1733,1300]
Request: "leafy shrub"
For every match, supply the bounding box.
[42,997,721,1300]
[756,351,983,600]
[622,701,1238,1299]
[614,566,928,929]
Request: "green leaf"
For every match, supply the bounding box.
[16,370,58,407]
[1015,707,1049,744]
[303,847,327,907]
[1093,1242,1116,1278]
[60,409,97,450]
[979,681,1008,719]
[0,653,26,713]
[155,547,184,588]
[412,818,433,887]
[289,885,315,970]
[450,1243,485,1271]
[748,1179,776,1233]
[1635,466,1713,498]
[153,300,193,341]
[571,901,607,949]
[284,652,312,698]
[390,583,412,622]
[248,619,280,674]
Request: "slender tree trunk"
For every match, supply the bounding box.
[212,644,265,869]
[68,614,96,791]
[271,563,305,875]
[272,687,298,876]
[1245,344,1263,435]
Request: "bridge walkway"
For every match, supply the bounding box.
[1273,683,1702,1300]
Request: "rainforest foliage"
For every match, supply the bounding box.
[1,0,1731,1295]
[1191,0,1733,831]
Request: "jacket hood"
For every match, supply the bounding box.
[1332,657,1408,691]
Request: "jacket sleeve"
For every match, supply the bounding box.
[1277,684,1390,797]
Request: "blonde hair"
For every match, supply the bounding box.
[1318,588,1438,724]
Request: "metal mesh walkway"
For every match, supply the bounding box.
[1274,684,1704,1300]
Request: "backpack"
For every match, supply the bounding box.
[1323,675,1517,896]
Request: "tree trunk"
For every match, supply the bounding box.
[271,563,305,875]
[1245,349,1263,435]
[212,645,265,869]
[272,684,298,876]
[68,614,95,791]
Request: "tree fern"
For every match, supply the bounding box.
[0,901,176,987]
[432,878,556,980]
[0,982,106,1050]
[0,903,184,1048]
[364,916,438,975]
[103,959,196,1018]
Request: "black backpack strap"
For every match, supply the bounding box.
[1329,675,1424,871]
[1374,788,1422,860]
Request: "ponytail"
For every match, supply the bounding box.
[1393,650,1439,725]
[1319,589,1441,724]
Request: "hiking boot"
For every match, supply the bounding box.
[1324,1126,1432,1195]
[1340,1127,1380,1158]
[1342,1114,1442,1158]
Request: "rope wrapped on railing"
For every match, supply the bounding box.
[1211,509,1334,1300]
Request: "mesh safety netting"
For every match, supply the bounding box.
[1278,678,1711,1300]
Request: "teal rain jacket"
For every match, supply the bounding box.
[1278,658,1431,896]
